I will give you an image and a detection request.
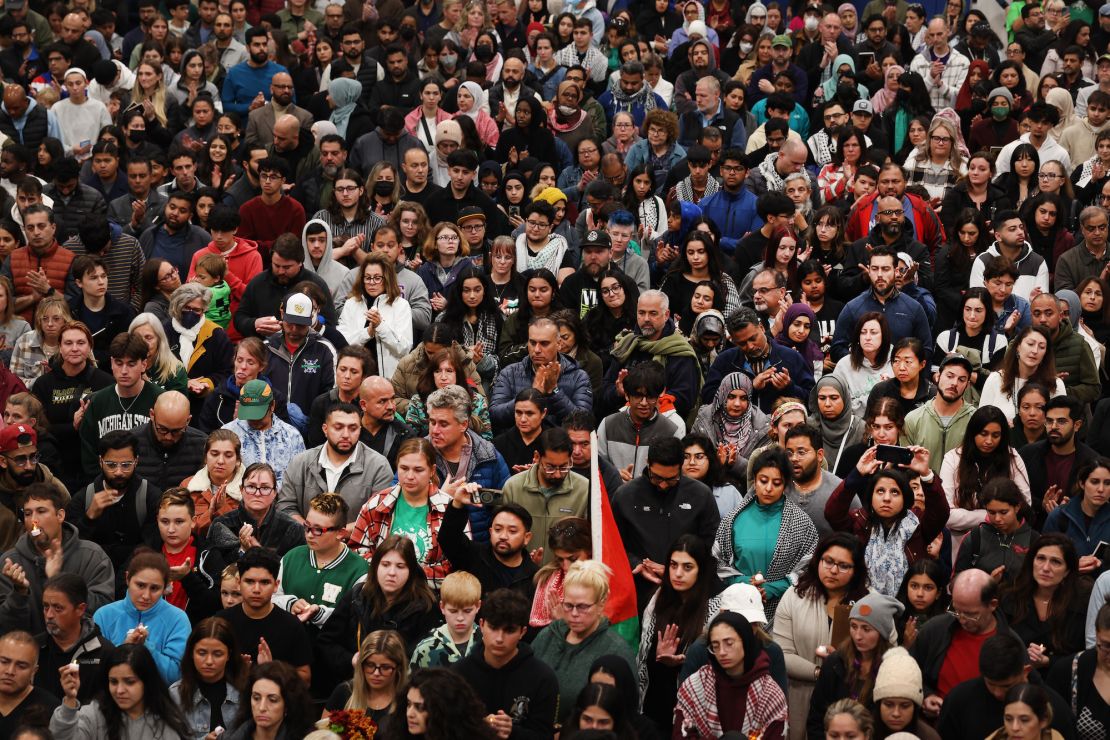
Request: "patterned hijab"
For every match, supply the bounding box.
[712,372,757,455]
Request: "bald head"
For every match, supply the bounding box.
[150,391,191,445]
[926,18,950,51]
[3,85,28,119]
[61,13,86,43]
[272,114,301,152]
[270,72,294,107]
[359,376,397,425]
[950,568,999,634]
[153,390,191,418]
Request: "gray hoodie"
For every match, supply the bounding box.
[301,218,349,297]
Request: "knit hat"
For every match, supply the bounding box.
[872,647,924,706]
[688,20,708,40]
[534,186,568,206]
[526,21,546,39]
[988,86,1014,106]
[849,592,904,640]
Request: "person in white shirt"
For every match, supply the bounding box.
[51,68,112,162]
[994,101,1073,175]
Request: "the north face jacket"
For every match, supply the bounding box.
[430,429,510,543]
[264,331,338,415]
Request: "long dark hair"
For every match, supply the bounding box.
[622,161,659,214]
[794,532,869,602]
[98,644,191,740]
[439,265,503,331]
[139,258,172,307]
[894,558,949,620]
[327,167,372,221]
[566,683,636,740]
[896,72,935,118]
[232,661,315,739]
[681,433,729,487]
[394,668,497,740]
[653,534,722,647]
[1006,533,1086,652]
[1011,381,1050,433]
[999,326,1057,396]
[946,208,990,273]
[361,534,437,617]
[956,286,997,335]
[849,311,891,371]
[863,467,913,528]
[670,228,728,278]
[806,205,847,262]
[176,618,248,715]
[954,405,1014,510]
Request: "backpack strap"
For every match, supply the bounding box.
[135,480,148,525]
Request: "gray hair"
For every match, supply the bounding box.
[726,307,763,333]
[695,76,721,95]
[620,60,644,76]
[1080,205,1109,226]
[639,289,669,311]
[783,171,810,188]
[169,282,211,318]
[426,384,472,424]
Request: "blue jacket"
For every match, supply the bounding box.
[702,339,816,414]
[830,289,934,361]
[624,138,687,194]
[490,354,593,431]
[92,595,190,684]
[430,429,510,543]
[696,187,761,254]
[221,60,290,115]
[1044,495,1110,562]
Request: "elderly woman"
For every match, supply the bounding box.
[164,283,233,413]
[181,429,246,535]
[625,110,686,195]
[130,313,189,394]
[692,372,770,487]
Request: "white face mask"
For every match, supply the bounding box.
[804,16,819,31]
[739,41,753,54]
[557,104,577,116]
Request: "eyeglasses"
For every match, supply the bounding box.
[720,164,744,173]
[334,185,360,194]
[154,422,187,436]
[600,285,623,296]
[303,522,342,537]
[101,459,136,471]
[561,601,597,613]
[820,556,854,572]
[647,470,681,486]
[436,234,460,242]
[929,135,952,143]
[878,209,904,217]
[158,268,179,283]
[1038,172,1062,180]
[1096,641,1110,653]
[946,608,982,624]
[363,661,396,675]
[259,173,283,182]
[6,452,39,467]
[364,275,384,284]
[461,223,484,232]
[244,484,276,495]
[540,463,572,475]
[614,121,633,128]
[525,219,550,229]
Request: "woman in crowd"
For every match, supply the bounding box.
[498,268,563,365]
[895,558,949,648]
[904,118,966,202]
[986,683,1064,740]
[796,262,845,360]
[208,463,305,557]
[737,228,801,312]
[132,62,180,148]
[941,405,1033,553]
[391,202,431,269]
[865,337,935,419]
[714,447,818,623]
[663,232,741,320]
[835,396,904,481]
[165,283,233,411]
[773,532,870,740]
[603,111,640,157]
[1044,458,1110,569]
[552,309,602,397]
[182,430,245,534]
[171,616,247,739]
[831,312,894,417]
[622,164,668,241]
[1046,601,1110,740]
[0,276,29,364]
[418,222,473,312]
[980,326,1066,418]
[563,682,638,739]
[1002,533,1089,676]
[320,534,441,672]
[437,265,502,390]
[533,560,636,724]
[51,643,192,740]
[692,372,769,485]
[1076,277,1110,358]
[823,699,873,740]
[625,110,686,192]
[811,375,866,476]
[367,162,401,218]
[325,629,409,725]
[1012,382,1050,448]
[933,287,1007,404]
[496,171,529,230]
[682,433,744,517]
[170,50,220,112]
[934,210,991,332]
[393,668,495,740]
[329,77,373,148]
[818,127,867,205]
[636,534,724,733]
[587,655,662,740]
[496,97,560,172]
[227,662,314,740]
[940,151,1010,238]
[30,320,111,490]
[997,143,1042,209]
[492,388,547,469]
[530,517,591,629]
[10,295,69,387]
[93,550,192,684]
[485,236,524,316]
[402,345,491,440]
[1072,130,1110,204]
[1022,192,1073,270]
[584,268,639,370]
[806,592,902,739]
[130,313,189,394]
[406,79,451,153]
[338,253,413,379]
[196,338,272,433]
[826,445,950,597]
[454,81,499,150]
[775,302,825,380]
[801,210,852,302]
[672,611,788,739]
[871,646,941,740]
[954,474,1037,582]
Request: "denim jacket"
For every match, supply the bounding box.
[171,680,241,740]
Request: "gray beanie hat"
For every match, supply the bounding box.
[872,647,924,706]
[849,592,904,641]
[988,86,1014,106]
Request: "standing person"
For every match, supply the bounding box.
[169,616,247,740]
[323,629,409,722]
[3,205,75,324]
[263,292,337,434]
[979,326,1066,420]
[955,479,1038,584]
[156,489,228,621]
[1042,458,1110,569]
[1021,396,1098,528]
[218,381,305,486]
[237,158,306,261]
[902,354,976,473]
[9,295,70,389]
[338,254,413,380]
[225,662,315,740]
[52,69,112,162]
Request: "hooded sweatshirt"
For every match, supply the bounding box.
[300,218,348,295]
[87,60,136,106]
[188,235,263,310]
[454,642,560,740]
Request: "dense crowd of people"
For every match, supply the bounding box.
[3,0,1110,739]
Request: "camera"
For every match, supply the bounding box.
[471,488,503,505]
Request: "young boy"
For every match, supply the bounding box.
[194,253,233,329]
[219,564,242,609]
[69,254,137,366]
[156,488,227,619]
[409,570,482,667]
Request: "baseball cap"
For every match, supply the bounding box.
[1100,2,1110,16]
[719,584,768,626]
[0,424,36,453]
[771,34,791,48]
[457,206,485,226]
[853,99,873,115]
[281,293,314,326]
[1099,52,1110,65]
[5,0,25,10]
[580,229,612,250]
[971,21,993,36]
[238,380,275,421]
[938,352,974,374]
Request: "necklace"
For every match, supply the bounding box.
[117,386,142,415]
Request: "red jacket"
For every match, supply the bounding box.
[188,237,262,331]
[846,191,947,260]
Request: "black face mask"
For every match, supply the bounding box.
[474,44,494,63]
[179,310,202,328]
[400,25,416,40]
[373,180,394,196]
[128,129,146,143]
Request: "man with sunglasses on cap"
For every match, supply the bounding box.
[0,424,68,554]
[264,292,337,436]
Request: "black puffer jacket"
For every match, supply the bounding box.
[134,421,208,491]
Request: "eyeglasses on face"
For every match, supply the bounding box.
[540,463,572,475]
[7,453,40,467]
[244,484,276,495]
[302,522,342,537]
[819,556,854,572]
[561,601,596,613]
[362,661,396,675]
[101,459,136,471]
[647,470,680,485]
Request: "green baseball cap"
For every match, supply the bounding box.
[771,34,792,48]
[238,379,274,421]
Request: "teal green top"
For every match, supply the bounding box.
[731,497,790,600]
[390,495,432,561]
[205,281,232,328]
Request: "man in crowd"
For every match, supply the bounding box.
[138,191,210,278]
[597,362,681,481]
[783,425,846,536]
[306,345,372,448]
[2,204,74,321]
[223,27,289,116]
[0,630,58,731]
[0,424,69,553]
[263,292,337,433]
[698,149,759,255]
[909,17,970,109]
[902,354,975,473]
[244,72,313,149]
[564,411,624,498]
[234,234,335,339]
[1020,396,1098,528]
[358,375,415,467]
[1028,292,1101,405]
[221,380,305,486]
[133,391,207,493]
[33,573,113,704]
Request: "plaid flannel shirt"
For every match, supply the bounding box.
[348,485,463,591]
[909,49,970,111]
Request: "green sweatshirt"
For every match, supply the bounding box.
[79,382,163,477]
[204,280,232,329]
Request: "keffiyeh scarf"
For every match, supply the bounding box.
[866,510,920,596]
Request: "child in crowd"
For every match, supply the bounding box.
[193,253,233,329]
[410,570,483,668]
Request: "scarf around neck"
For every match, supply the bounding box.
[171,316,202,368]
[713,372,756,454]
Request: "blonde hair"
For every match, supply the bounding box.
[440,571,481,607]
[0,276,15,323]
[133,62,170,126]
[926,116,964,173]
[457,0,492,32]
[129,312,184,385]
[33,295,71,339]
[348,630,409,712]
[824,699,874,737]
[564,560,611,603]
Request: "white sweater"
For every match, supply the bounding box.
[978,372,1066,420]
[337,294,412,379]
